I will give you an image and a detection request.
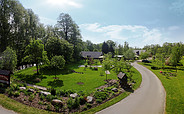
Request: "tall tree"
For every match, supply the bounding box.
[102,41,109,54]
[124,49,135,60]
[1,47,17,72]
[50,55,65,79]
[23,40,48,74]
[169,46,181,72]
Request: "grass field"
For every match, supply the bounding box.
[1,62,142,114]
[14,66,118,93]
[139,62,184,114]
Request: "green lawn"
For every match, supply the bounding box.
[139,62,184,114]
[14,64,118,93]
[5,62,141,114]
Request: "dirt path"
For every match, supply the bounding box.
[96,62,166,114]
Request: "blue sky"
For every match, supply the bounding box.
[19,0,184,48]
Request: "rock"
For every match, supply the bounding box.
[51,99,63,107]
[87,96,93,103]
[70,93,78,98]
[39,91,51,96]
[27,88,35,93]
[112,88,118,92]
[19,87,26,90]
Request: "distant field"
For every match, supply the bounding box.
[139,62,184,114]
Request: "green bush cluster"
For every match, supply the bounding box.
[94,91,109,101]
[57,89,75,97]
[46,95,57,102]
[67,97,80,110]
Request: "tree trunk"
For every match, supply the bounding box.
[36,63,39,75]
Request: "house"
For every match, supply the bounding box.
[133,50,146,56]
[81,51,103,59]
[0,70,12,85]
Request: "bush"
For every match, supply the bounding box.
[79,96,86,105]
[67,97,80,110]
[39,94,45,101]
[86,103,92,108]
[57,90,68,97]
[46,95,57,102]
[14,91,20,97]
[96,99,102,103]
[94,91,108,100]
[29,94,35,102]
[51,88,56,96]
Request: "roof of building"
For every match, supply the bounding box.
[81,51,103,59]
[0,70,12,76]
[117,72,126,79]
[133,50,146,53]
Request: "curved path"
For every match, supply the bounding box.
[0,105,16,114]
[96,62,166,114]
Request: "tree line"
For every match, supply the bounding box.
[0,0,83,72]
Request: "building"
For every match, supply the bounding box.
[133,50,146,56]
[81,51,103,59]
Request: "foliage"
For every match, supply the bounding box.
[46,95,57,102]
[124,49,135,60]
[94,91,109,100]
[79,96,86,105]
[23,40,48,74]
[155,53,165,69]
[28,94,35,102]
[1,47,17,71]
[50,55,65,78]
[67,97,80,110]
[140,51,149,60]
[102,42,109,54]
[45,37,73,62]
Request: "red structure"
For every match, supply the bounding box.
[0,70,12,86]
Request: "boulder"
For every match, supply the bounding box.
[51,99,63,107]
[27,88,34,93]
[70,93,78,98]
[112,88,118,92]
[19,87,26,90]
[39,91,51,96]
[87,96,93,103]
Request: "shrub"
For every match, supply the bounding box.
[51,88,56,96]
[86,103,92,108]
[29,94,35,102]
[96,99,102,103]
[47,104,51,111]
[39,94,45,101]
[79,96,86,105]
[46,95,57,102]
[38,101,43,105]
[14,91,20,97]
[94,91,108,100]
[57,90,69,97]
[67,97,80,110]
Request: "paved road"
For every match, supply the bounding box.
[96,62,166,114]
[0,105,16,114]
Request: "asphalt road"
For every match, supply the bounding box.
[96,62,166,114]
[0,105,16,114]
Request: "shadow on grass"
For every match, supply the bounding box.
[15,73,47,84]
[47,79,64,87]
[40,60,85,75]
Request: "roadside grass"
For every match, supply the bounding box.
[0,94,57,114]
[139,62,184,114]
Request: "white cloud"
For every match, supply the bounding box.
[80,23,163,47]
[45,0,82,9]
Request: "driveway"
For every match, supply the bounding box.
[0,105,16,114]
[96,62,166,114]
